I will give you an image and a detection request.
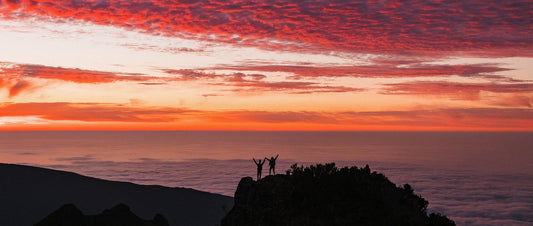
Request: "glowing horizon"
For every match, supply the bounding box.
[1,0,532,131]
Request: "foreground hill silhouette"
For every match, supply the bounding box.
[0,163,232,226]
[222,163,455,226]
[35,203,169,226]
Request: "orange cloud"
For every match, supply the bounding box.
[0,102,196,122]
[1,102,531,131]
[218,108,533,130]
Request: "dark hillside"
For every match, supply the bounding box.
[0,163,233,226]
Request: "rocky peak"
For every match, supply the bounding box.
[222,163,455,226]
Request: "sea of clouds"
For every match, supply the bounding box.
[34,158,533,226]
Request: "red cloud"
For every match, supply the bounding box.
[1,0,531,55]
[381,81,533,100]
[0,62,160,97]
[8,79,32,97]
[2,63,149,83]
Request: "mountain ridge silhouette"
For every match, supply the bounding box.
[0,163,232,226]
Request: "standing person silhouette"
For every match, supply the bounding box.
[266,154,279,175]
[253,158,265,180]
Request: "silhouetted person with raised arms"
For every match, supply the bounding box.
[265,154,279,175]
[253,158,266,180]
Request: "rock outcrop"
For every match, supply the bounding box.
[34,203,169,226]
[222,163,455,226]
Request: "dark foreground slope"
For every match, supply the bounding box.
[222,163,454,226]
[0,163,233,226]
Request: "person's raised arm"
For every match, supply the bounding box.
[275,154,279,160]
[253,158,258,165]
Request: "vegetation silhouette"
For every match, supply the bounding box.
[253,158,266,180]
[265,154,279,175]
[222,163,455,226]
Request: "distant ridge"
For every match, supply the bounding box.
[35,203,169,226]
[0,163,233,226]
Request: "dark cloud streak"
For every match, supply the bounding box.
[205,62,513,79]
[161,69,364,94]
[381,81,533,100]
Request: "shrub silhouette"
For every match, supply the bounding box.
[222,163,454,226]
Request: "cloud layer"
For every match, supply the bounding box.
[1,0,531,54]
[1,102,532,130]
[23,159,533,226]
[0,62,366,97]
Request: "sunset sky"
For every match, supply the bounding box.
[0,0,532,130]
